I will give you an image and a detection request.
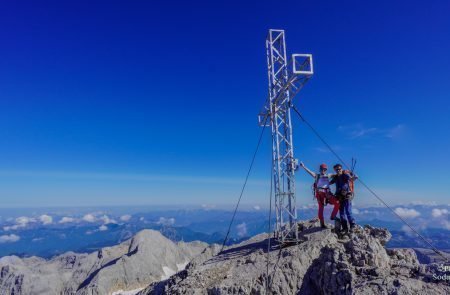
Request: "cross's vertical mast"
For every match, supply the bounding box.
[260,29,313,243]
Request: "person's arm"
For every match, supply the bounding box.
[329,175,336,185]
[299,161,316,178]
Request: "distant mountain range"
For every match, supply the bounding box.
[0,205,449,259]
[0,230,208,294]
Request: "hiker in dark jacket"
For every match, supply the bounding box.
[330,163,358,232]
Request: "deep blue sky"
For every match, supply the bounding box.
[0,0,449,207]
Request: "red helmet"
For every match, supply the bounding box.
[320,163,328,170]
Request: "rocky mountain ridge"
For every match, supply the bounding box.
[1,220,449,295]
[139,220,450,294]
[0,229,208,295]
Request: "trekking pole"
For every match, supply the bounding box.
[351,157,357,174]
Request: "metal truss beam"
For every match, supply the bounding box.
[260,29,313,244]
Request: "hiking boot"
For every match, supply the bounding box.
[333,217,342,234]
[320,221,327,229]
[341,219,349,233]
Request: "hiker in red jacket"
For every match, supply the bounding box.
[299,162,340,229]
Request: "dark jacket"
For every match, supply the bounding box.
[330,173,351,195]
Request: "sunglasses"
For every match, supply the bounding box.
[334,168,342,171]
[320,168,327,171]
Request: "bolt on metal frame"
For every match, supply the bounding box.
[259,29,313,243]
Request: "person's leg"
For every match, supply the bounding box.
[340,198,349,232]
[316,192,325,227]
[346,200,356,228]
[339,196,346,220]
[329,194,340,220]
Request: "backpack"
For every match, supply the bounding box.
[343,170,355,200]
[313,174,320,192]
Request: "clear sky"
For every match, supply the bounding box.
[0,0,449,208]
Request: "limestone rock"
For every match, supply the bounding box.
[139,220,450,295]
[0,229,208,295]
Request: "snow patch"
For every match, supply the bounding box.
[176,261,189,271]
[111,287,144,295]
[161,266,176,280]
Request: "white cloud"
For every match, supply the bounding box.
[353,208,360,215]
[431,208,449,218]
[16,216,36,227]
[39,214,53,225]
[338,124,378,139]
[120,214,132,222]
[3,216,37,231]
[59,217,76,224]
[410,200,437,206]
[0,234,20,243]
[139,217,145,221]
[201,204,216,210]
[300,203,317,210]
[99,225,108,231]
[100,215,117,225]
[394,207,420,219]
[236,222,247,238]
[385,124,406,139]
[157,217,175,226]
[441,220,450,230]
[338,123,406,140]
[253,205,261,211]
[32,237,44,242]
[82,214,96,223]
[401,225,415,237]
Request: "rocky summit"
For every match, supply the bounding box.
[139,220,450,295]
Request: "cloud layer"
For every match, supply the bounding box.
[120,214,132,222]
[157,217,175,226]
[0,234,20,243]
[39,215,53,225]
[82,214,96,223]
[394,207,420,219]
[431,208,448,218]
[59,217,76,224]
